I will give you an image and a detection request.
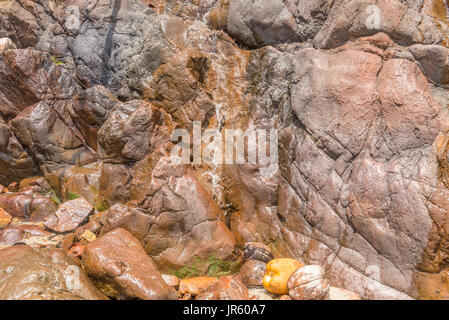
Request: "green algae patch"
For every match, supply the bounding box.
[66,192,81,201]
[51,55,65,66]
[95,201,110,213]
[168,255,241,279]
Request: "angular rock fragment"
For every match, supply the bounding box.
[99,204,153,241]
[44,198,93,233]
[97,100,173,162]
[0,193,57,221]
[11,102,95,175]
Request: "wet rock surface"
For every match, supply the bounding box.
[0,0,448,300]
[82,228,177,300]
[0,245,106,300]
[44,198,93,233]
[239,260,266,288]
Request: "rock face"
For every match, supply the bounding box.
[1,0,449,300]
[139,157,237,272]
[0,245,106,300]
[82,228,177,300]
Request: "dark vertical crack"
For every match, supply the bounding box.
[100,0,121,86]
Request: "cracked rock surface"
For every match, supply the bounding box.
[0,0,449,300]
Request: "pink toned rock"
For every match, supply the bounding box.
[44,198,93,233]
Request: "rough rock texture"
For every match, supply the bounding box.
[178,276,219,299]
[82,228,177,300]
[287,265,330,300]
[0,245,106,300]
[0,0,449,300]
[140,157,237,272]
[231,32,449,299]
[195,275,250,300]
[44,198,93,233]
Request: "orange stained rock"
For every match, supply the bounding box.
[262,258,303,294]
[178,277,219,299]
[0,208,12,228]
[426,0,449,47]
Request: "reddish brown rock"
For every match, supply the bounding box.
[0,193,57,221]
[7,182,18,192]
[195,275,250,300]
[18,176,51,194]
[0,194,33,219]
[99,204,153,242]
[141,156,237,272]
[69,86,121,151]
[239,260,266,288]
[178,277,220,300]
[68,243,85,258]
[44,198,93,233]
[0,245,106,300]
[97,100,173,162]
[97,163,131,210]
[82,228,177,300]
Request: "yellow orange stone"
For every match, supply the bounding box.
[263,258,303,294]
[0,208,12,228]
[80,230,97,242]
